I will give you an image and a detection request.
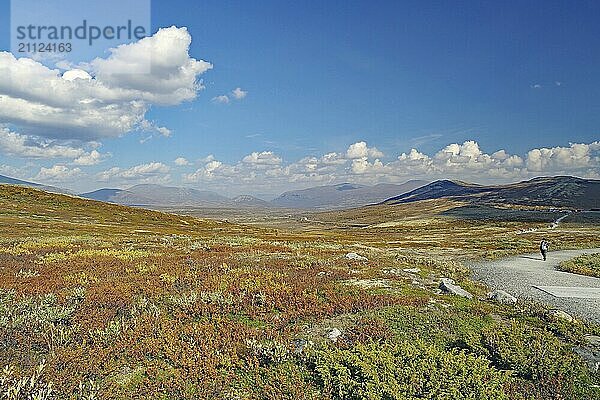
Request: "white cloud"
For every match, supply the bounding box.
[212,95,230,104]
[62,69,92,81]
[90,26,212,105]
[0,127,109,163]
[242,151,282,165]
[183,159,225,182]
[0,164,30,179]
[178,140,599,196]
[138,120,173,138]
[0,26,211,143]
[346,141,384,159]
[231,87,247,100]
[205,160,223,172]
[212,87,247,104]
[73,150,107,166]
[525,142,600,172]
[174,157,190,166]
[98,162,170,184]
[399,148,429,162]
[35,165,82,182]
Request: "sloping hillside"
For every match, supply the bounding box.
[383,176,600,209]
[79,188,153,205]
[0,184,234,240]
[0,174,71,195]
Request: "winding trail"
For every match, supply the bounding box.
[470,248,600,323]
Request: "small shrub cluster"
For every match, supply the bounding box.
[311,341,509,399]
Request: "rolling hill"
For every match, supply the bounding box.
[0,174,71,194]
[382,176,600,209]
[271,180,428,209]
[79,188,153,205]
[231,194,272,207]
[81,184,231,207]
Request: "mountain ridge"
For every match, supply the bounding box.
[382,176,600,209]
[271,180,429,209]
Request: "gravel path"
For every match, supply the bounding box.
[470,249,600,323]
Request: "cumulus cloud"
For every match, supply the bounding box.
[231,87,247,100]
[73,150,107,166]
[35,165,82,182]
[98,162,170,184]
[174,157,190,166]
[242,151,282,165]
[90,27,212,105]
[0,127,107,163]
[0,26,211,144]
[0,164,30,179]
[212,95,230,104]
[180,140,599,196]
[8,138,596,195]
[346,141,384,159]
[526,142,600,172]
[212,87,247,104]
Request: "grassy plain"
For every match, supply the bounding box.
[1,185,600,399]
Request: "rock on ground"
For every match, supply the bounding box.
[403,268,421,273]
[346,252,368,261]
[548,309,574,322]
[326,328,342,342]
[488,289,517,305]
[439,278,473,299]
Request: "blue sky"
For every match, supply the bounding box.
[0,0,598,197]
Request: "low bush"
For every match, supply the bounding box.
[310,341,509,400]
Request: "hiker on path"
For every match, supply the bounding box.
[540,239,549,261]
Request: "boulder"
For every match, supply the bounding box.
[548,309,574,322]
[488,289,517,305]
[439,278,473,299]
[585,335,600,348]
[346,252,368,261]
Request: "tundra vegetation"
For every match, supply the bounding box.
[559,253,600,278]
[0,185,599,399]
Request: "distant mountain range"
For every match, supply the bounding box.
[0,174,72,195]
[82,184,232,207]
[271,181,428,209]
[382,176,600,209]
[80,181,428,209]
[4,174,597,211]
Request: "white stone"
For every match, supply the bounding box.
[488,289,517,305]
[346,252,368,261]
[327,328,342,342]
